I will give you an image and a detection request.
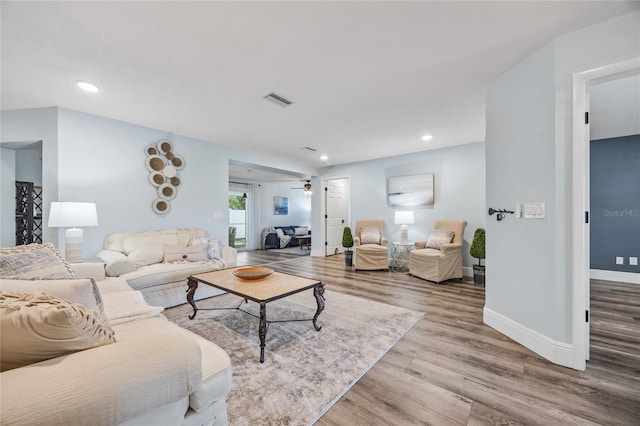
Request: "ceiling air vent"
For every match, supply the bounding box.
[264,92,293,107]
[302,146,317,152]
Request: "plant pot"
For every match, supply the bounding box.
[472,265,485,286]
[344,251,353,267]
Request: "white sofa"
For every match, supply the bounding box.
[96,228,237,308]
[0,248,233,426]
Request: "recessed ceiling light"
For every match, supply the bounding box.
[76,81,101,93]
[421,134,433,141]
[320,155,328,161]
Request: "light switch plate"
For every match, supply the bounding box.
[630,257,638,266]
[524,202,546,219]
[616,257,624,265]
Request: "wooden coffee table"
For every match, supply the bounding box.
[187,267,325,363]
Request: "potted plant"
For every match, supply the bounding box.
[470,228,485,285]
[342,226,354,267]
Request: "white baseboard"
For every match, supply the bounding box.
[590,269,640,284]
[462,266,473,277]
[483,307,576,369]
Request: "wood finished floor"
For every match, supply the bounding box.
[237,251,640,425]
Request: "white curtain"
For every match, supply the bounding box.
[246,183,261,250]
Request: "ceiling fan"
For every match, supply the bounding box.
[290,180,313,195]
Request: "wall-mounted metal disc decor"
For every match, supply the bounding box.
[145,139,184,214]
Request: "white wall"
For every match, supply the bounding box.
[318,142,486,269]
[257,182,312,229]
[485,10,640,367]
[0,148,17,246]
[590,74,640,140]
[15,147,42,185]
[1,107,319,258]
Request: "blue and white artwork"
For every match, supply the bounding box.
[388,173,434,206]
[274,196,289,215]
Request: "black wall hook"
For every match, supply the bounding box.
[488,207,515,221]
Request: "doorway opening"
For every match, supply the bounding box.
[228,191,247,251]
[572,57,640,370]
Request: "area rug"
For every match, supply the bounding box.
[163,289,423,425]
[267,246,310,256]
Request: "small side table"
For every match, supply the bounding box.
[390,242,415,272]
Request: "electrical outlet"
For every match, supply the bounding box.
[616,257,624,265]
[630,257,638,266]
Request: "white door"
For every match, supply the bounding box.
[325,179,346,256]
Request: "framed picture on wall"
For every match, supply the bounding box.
[274,196,289,215]
[388,173,434,206]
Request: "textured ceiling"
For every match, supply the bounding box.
[2,1,638,182]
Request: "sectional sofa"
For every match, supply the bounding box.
[0,241,233,425]
[262,225,310,249]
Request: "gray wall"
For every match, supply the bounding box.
[485,10,639,350]
[590,135,640,273]
[257,182,312,229]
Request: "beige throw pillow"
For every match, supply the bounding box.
[0,243,77,279]
[0,292,116,371]
[360,227,381,245]
[163,244,209,263]
[426,230,455,250]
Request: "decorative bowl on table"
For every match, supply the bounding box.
[232,266,274,280]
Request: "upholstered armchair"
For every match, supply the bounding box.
[409,220,467,284]
[354,220,389,271]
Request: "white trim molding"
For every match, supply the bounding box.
[590,269,640,285]
[484,307,574,368]
[462,266,473,278]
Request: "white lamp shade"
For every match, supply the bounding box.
[48,202,99,227]
[394,211,415,225]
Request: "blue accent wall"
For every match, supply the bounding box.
[590,134,640,272]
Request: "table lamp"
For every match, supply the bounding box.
[48,202,98,263]
[394,211,414,244]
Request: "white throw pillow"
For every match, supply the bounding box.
[360,227,381,245]
[426,230,455,250]
[276,228,285,238]
[163,244,209,262]
[0,291,116,371]
[294,227,308,236]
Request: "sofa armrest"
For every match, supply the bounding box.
[0,317,203,426]
[264,232,278,249]
[440,242,463,255]
[97,249,137,277]
[415,241,427,249]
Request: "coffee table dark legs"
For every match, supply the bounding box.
[259,303,267,363]
[313,284,325,331]
[187,277,198,320]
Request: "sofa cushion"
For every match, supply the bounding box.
[123,234,179,267]
[189,334,233,412]
[0,291,116,371]
[163,244,209,263]
[97,250,137,277]
[426,230,455,250]
[190,236,224,260]
[120,262,223,291]
[0,243,77,279]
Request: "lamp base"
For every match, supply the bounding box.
[400,225,408,244]
[65,227,84,263]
